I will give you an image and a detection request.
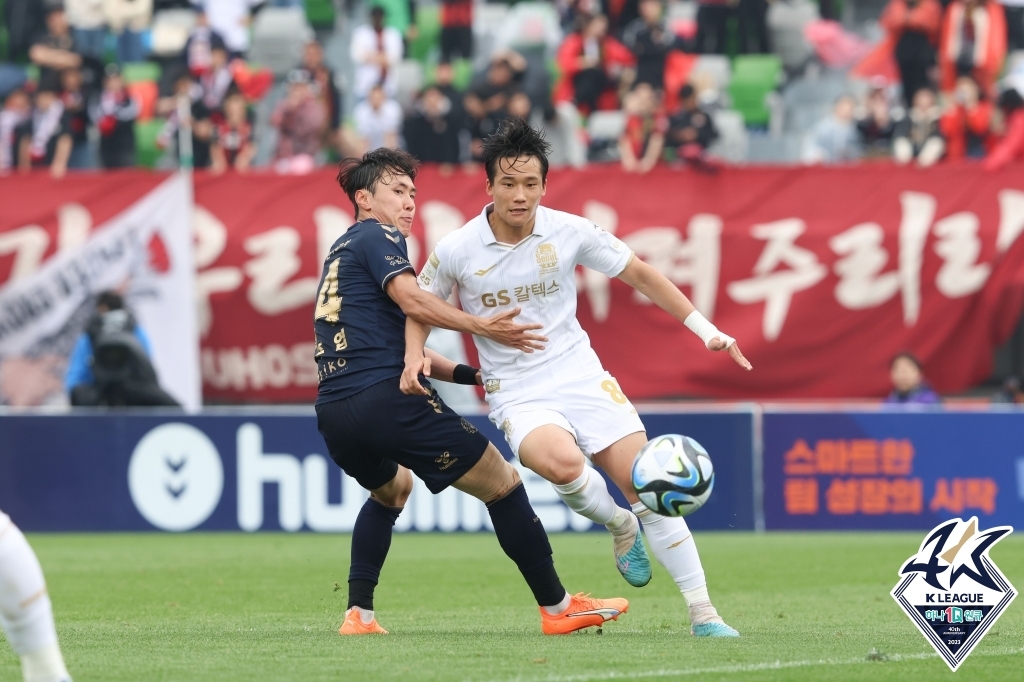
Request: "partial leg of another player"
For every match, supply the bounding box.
[593,433,740,637]
[518,425,652,587]
[0,513,72,682]
[340,468,414,635]
[452,444,629,634]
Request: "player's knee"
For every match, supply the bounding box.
[545,455,585,486]
[372,468,413,508]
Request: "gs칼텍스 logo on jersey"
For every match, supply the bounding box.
[891,517,1016,671]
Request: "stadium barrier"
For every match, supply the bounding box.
[0,407,756,533]
[2,406,1022,533]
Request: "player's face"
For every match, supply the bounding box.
[368,173,417,235]
[486,156,546,230]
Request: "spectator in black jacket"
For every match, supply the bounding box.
[60,67,94,169]
[405,85,463,166]
[16,86,71,178]
[622,0,685,91]
[666,84,719,169]
[92,65,138,168]
[29,8,82,92]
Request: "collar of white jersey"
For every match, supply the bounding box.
[475,203,549,246]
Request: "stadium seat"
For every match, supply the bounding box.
[706,110,748,163]
[248,7,313,76]
[408,6,441,64]
[691,55,731,94]
[500,3,561,53]
[24,64,39,86]
[127,81,158,121]
[728,55,782,127]
[395,60,424,109]
[135,119,165,169]
[587,110,626,142]
[473,3,510,65]
[150,9,197,57]
[767,0,816,74]
[304,0,335,29]
[121,62,161,84]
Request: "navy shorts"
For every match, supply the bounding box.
[315,376,489,494]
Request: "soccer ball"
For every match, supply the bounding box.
[631,434,715,517]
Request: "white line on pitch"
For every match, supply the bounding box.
[495,647,1024,682]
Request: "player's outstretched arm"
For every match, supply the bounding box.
[387,272,547,352]
[402,318,482,396]
[617,257,752,370]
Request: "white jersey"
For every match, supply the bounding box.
[418,204,634,397]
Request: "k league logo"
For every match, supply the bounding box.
[128,424,224,531]
[891,517,1017,671]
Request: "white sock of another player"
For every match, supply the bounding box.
[0,521,71,682]
[553,468,636,556]
[631,502,724,626]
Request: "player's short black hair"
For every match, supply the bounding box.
[336,148,419,214]
[481,118,552,185]
[891,351,923,371]
[96,291,124,311]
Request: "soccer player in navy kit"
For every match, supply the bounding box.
[315,148,628,635]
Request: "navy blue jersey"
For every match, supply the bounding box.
[314,219,415,405]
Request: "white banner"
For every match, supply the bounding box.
[0,174,200,410]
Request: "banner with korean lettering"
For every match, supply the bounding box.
[763,409,1024,530]
[4,163,1024,404]
[191,163,1024,403]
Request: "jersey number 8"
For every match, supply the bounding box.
[315,259,342,323]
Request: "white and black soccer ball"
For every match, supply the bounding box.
[631,434,715,517]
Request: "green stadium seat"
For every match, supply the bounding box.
[728,55,781,127]
[408,6,440,64]
[305,0,335,28]
[24,64,39,85]
[135,119,165,168]
[121,61,161,84]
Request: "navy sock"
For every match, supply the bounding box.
[487,483,566,607]
[347,498,402,610]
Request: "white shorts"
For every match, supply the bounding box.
[488,370,646,460]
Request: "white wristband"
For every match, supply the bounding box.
[684,311,735,349]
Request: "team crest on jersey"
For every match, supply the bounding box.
[891,517,1016,671]
[535,243,559,274]
[485,379,501,394]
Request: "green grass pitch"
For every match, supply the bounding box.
[2,532,1021,681]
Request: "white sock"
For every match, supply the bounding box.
[349,606,375,625]
[552,467,623,527]
[541,592,572,616]
[631,502,723,626]
[0,520,70,682]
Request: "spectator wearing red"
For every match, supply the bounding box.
[440,0,474,62]
[211,91,254,174]
[940,76,994,159]
[618,82,667,173]
[60,67,94,170]
[554,14,634,114]
[984,87,1024,170]
[939,0,1007,96]
[880,0,943,106]
[91,65,138,169]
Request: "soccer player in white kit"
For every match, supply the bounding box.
[403,119,751,636]
[0,511,72,681]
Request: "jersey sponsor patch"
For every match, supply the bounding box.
[419,251,440,286]
[535,242,559,274]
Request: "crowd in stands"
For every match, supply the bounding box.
[1,0,1023,178]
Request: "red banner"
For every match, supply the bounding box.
[4,164,1024,403]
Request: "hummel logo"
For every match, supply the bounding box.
[567,608,621,620]
[474,264,498,276]
[435,451,459,471]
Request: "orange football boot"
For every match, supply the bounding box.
[540,593,629,635]
[339,608,388,635]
